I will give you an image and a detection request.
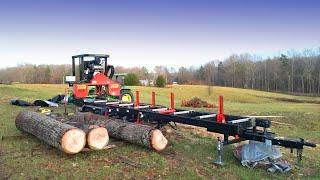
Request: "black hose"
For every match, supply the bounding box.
[105,65,115,78]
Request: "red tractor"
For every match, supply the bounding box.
[66,54,134,105]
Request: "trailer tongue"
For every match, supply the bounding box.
[80,92,316,163]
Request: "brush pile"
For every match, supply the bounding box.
[181,97,216,108]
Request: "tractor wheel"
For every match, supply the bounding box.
[120,90,134,103]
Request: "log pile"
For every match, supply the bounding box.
[65,122,109,150]
[16,111,86,154]
[70,113,168,151]
[15,111,168,154]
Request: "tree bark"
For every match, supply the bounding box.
[291,58,294,92]
[302,76,305,93]
[318,71,320,95]
[16,111,86,154]
[275,73,277,92]
[71,113,168,151]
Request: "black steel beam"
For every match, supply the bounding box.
[81,102,316,150]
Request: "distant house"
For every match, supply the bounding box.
[139,79,149,86]
[139,79,154,86]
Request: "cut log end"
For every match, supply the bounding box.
[87,127,109,150]
[150,129,168,151]
[61,129,86,154]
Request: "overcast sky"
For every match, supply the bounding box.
[0,0,319,70]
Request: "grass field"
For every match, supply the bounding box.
[0,84,319,179]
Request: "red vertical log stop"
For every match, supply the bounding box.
[151,91,155,108]
[170,92,175,110]
[217,95,225,123]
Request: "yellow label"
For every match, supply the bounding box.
[110,84,119,89]
[77,85,87,90]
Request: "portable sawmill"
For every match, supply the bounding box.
[65,53,316,163]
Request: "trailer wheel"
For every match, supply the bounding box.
[120,90,134,103]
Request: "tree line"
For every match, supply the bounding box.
[151,49,320,95]
[0,64,71,84]
[1,48,320,95]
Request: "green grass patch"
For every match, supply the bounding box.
[0,84,319,179]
